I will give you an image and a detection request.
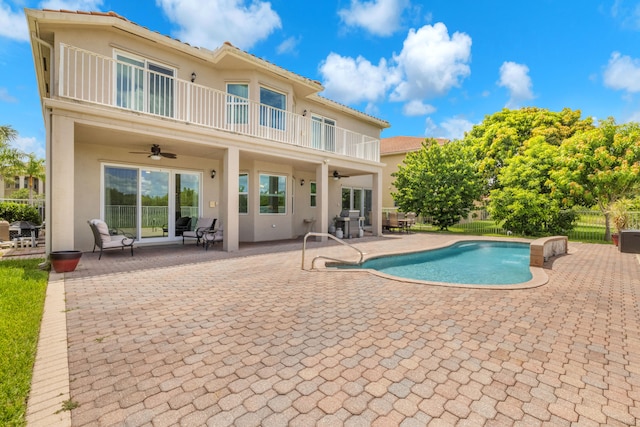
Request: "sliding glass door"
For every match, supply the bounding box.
[140,169,169,239]
[103,165,201,241]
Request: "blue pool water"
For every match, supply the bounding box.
[343,240,532,285]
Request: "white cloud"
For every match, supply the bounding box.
[156,0,281,50]
[338,0,410,36]
[627,110,640,123]
[12,136,45,159]
[390,23,472,102]
[0,1,28,42]
[319,53,399,104]
[319,22,472,115]
[0,0,106,42]
[276,36,300,55]
[610,0,640,30]
[402,100,435,116]
[0,87,17,102]
[39,0,104,10]
[498,61,534,108]
[425,116,474,140]
[603,51,640,93]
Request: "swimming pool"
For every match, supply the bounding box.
[338,240,533,286]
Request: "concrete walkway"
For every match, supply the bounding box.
[26,234,640,426]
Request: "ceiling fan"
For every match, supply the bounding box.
[129,144,177,160]
[333,170,350,180]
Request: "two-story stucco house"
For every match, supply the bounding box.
[26,9,389,253]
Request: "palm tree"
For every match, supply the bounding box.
[0,125,17,144]
[0,125,24,184]
[20,153,46,202]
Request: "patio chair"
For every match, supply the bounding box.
[404,212,416,233]
[182,217,216,246]
[203,221,224,251]
[387,212,401,233]
[162,216,192,237]
[88,219,135,260]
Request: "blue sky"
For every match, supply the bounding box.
[1,0,640,159]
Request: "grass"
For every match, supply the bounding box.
[0,258,48,426]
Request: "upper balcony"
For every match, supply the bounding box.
[57,44,380,162]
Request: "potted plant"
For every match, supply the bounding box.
[49,250,83,273]
[611,200,630,246]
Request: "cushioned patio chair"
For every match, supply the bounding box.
[88,219,135,260]
[182,217,216,246]
[203,221,224,251]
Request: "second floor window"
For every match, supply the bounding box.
[311,115,336,152]
[116,53,175,118]
[260,87,286,130]
[227,83,249,125]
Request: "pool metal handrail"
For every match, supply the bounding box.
[301,232,364,270]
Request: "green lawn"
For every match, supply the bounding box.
[0,258,48,426]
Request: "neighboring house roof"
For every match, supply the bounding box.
[31,8,389,129]
[380,136,447,155]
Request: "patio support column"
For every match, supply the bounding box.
[49,113,75,252]
[222,147,239,252]
[315,161,329,242]
[372,170,383,236]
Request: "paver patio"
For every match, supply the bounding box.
[27,234,640,426]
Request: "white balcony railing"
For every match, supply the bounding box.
[58,44,380,162]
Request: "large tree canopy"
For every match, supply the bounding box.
[551,118,640,240]
[489,136,574,235]
[463,107,594,192]
[392,139,483,230]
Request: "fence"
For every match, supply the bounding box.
[382,207,640,242]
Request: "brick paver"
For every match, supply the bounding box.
[27,234,640,425]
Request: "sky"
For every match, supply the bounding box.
[1,0,640,160]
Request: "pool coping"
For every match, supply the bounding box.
[324,236,551,290]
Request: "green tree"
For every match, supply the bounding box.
[463,108,594,193]
[392,139,483,230]
[17,153,45,202]
[489,136,575,235]
[551,119,640,241]
[0,125,24,182]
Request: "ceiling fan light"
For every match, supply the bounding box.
[149,154,162,160]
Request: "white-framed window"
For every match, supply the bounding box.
[239,172,248,214]
[310,181,317,207]
[311,114,336,152]
[260,86,286,130]
[259,174,286,214]
[227,83,249,125]
[115,51,175,118]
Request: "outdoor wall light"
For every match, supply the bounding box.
[211,169,216,179]
[302,109,307,116]
[191,72,197,83]
[300,179,305,186]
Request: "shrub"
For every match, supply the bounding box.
[0,203,42,225]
